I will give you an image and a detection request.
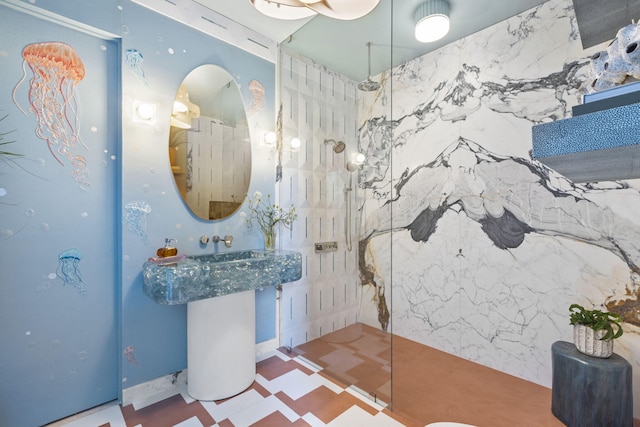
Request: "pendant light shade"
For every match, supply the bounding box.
[250,0,380,21]
[414,0,450,43]
[250,0,316,20]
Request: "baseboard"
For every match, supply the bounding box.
[122,370,188,407]
[122,342,280,406]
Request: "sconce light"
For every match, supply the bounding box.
[173,85,190,114]
[133,101,156,124]
[346,152,366,172]
[261,131,277,148]
[290,137,301,152]
[170,85,200,130]
[414,0,450,43]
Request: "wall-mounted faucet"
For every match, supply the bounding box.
[212,234,233,247]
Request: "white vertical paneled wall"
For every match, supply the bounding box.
[278,49,361,348]
[186,116,251,219]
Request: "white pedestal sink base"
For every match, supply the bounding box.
[187,290,256,401]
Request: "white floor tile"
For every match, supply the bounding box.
[200,388,264,421]
[54,404,126,427]
[274,350,294,361]
[327,405,404,427]
[369,411,408,427]
[132,385,187,410]
[301,412,328,427]
[317,373,348,394]
[259,368,325,399]
[227,395,299,426]
[172,416,204,427]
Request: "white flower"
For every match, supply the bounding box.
[246,193,297,234]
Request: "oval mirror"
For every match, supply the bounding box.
[168,64,251,220]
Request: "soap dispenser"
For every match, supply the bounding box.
[157,238,178,258]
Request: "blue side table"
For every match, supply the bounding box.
[551,341,633,427]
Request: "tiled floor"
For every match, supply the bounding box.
[47,347,405,427]
[50,322,632,427]
[293,323,564,427]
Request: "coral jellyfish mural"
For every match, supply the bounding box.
[123,345,140,366]
[57,248,86,296]
[248,80,265,114]
[12,42,89,189]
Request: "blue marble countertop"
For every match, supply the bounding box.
[142,249,302,305]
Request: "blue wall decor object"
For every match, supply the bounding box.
[532,102,640,158]
[532,102,640,182]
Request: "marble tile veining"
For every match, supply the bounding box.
[355,0,640,412]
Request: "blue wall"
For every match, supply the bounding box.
[11,0,277,392]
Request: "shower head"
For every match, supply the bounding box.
[358,79,381,92]
[358,42,380,92]
[324,138,346,153]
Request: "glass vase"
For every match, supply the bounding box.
[263,228,276,251]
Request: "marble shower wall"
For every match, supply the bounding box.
[278,48,362,349]
[357,0,640,408]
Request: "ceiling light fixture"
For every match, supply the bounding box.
[250,0,316,20]
[250,0,380,21]
[414,0,450,43]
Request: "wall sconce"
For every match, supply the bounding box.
[290,137,301,152]
[133,101,156,124]
[414,0,450,43]
[346,152,366,172]
[261,131,277,148]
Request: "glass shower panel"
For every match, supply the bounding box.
[276,0,394,409]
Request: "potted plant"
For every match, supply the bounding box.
[569,304,623,358]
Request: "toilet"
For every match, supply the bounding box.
[425,423,477,427]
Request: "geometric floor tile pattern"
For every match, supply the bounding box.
[290,323,568,427]
[48,349,406,427]
[48,323,640,427]
[289,323,392,406]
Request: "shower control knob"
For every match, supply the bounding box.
[315,241,338,253]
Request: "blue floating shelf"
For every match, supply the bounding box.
[532,101,640,182]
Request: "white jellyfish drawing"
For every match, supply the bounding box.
[125,49,147,84]
[124,201,151,244]
[57,248,85,295]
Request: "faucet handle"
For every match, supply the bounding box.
[212,235,233,247]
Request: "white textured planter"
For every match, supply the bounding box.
[573,324,613,358]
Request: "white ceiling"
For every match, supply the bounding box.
[192,0,550,82]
